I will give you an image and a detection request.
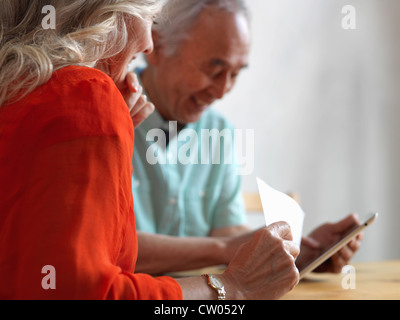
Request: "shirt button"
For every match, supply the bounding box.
[169,198,177,205]
[133,180,140,188]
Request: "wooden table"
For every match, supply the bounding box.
[283,260,400,300]
[169,260,400,300]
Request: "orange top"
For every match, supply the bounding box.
[0,66,182,300]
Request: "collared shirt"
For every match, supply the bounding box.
[132,107,247,237]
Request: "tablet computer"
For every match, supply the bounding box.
[299,213,378,279]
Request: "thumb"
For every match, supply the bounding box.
[333,213,360,233]
[301,236,320,249]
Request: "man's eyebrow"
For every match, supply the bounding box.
[211,59,229,67]
[210,59,249,70]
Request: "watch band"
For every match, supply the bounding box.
[202,274,226,300]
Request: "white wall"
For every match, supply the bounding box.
[214,0,400,262]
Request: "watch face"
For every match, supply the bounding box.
[209,275,223,288]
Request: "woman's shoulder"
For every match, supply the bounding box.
[36,65,125,121]
[1,66,131,142]
[45,66,130,135]
[49,65,118,96]
[12,65,123,110]
[44,66,125,114]
[52,65,113,85]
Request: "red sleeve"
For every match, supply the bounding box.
[0,67,182,300]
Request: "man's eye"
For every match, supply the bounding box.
[210,68,224,79]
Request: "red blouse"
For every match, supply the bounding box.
[0,66,182,300]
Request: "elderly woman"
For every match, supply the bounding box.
[0,0,299,300]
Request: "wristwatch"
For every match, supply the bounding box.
[202,274,226,300]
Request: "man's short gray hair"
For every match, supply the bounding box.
[153,0,250,56]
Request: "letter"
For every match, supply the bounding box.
[167,121,178,165]
[181,307,188,318]
[342,265,356,290]
[171,307,180,315]
[154,307,161,315]
[238,305,245,315]
[198,305,205,315]
[163,305,170,315]
[234,129,255,176]
[41,265,56,290]
[41,5,56,30]
[178,128,199,165]
[342,5,356,30]
[206,305,218,315]
[200,129,233,165]
[146,129,167,165]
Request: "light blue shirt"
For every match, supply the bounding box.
[132,108,247,237]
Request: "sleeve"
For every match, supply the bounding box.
[13,72,182,300]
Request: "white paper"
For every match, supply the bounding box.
[256,178,305,246]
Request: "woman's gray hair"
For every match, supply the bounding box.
[153,0,250,57]
[0,0,165,107]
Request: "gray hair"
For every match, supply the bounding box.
[153,0,250,57]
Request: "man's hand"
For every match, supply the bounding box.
[120,72,155,128]
[296,213,363,274]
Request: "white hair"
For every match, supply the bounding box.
[0,0,165,107]
[153,0,250,57]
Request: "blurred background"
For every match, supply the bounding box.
[213,0,400,262]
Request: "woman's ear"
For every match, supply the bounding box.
[146,30,162,66]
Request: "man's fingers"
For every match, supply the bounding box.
[301,236,321,249]
[330,237,362,273]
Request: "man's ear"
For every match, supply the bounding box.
[147,30,163,66]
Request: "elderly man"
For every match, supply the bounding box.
[131,0,362,275]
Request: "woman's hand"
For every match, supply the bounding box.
[221,222,300,300]
[120,72,155,128]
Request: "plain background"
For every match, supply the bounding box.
[213,0,400,262]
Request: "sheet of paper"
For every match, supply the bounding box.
[256,178,305,246]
